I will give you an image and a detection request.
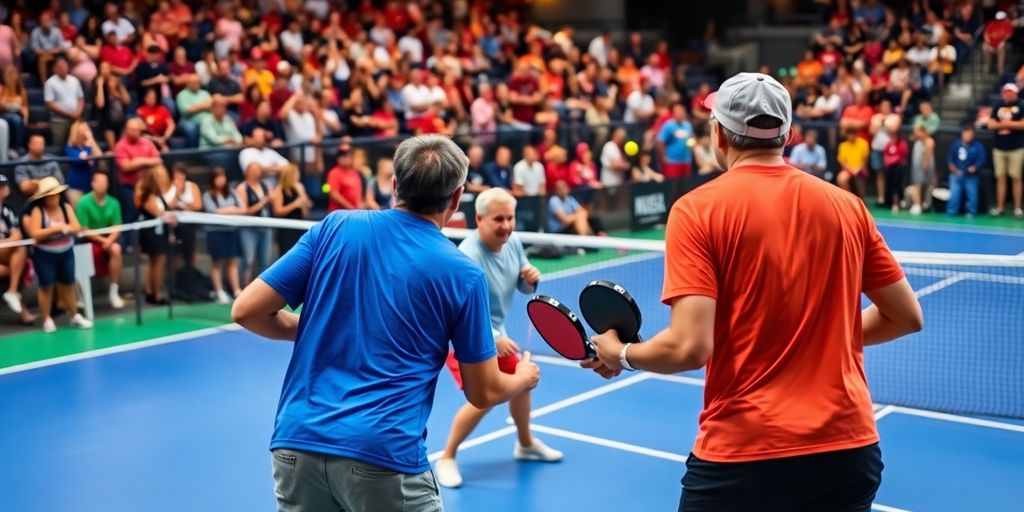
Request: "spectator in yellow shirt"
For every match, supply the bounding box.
[837,128,870,198]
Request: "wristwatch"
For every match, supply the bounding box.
[619,343,636,371]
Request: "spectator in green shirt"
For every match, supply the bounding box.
[912,101,941,135]
[175,75,213,147]
[75,172,125,309]
[200,98,244,172]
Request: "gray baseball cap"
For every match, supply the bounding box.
[703,72,792,140]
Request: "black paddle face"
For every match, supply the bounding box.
[526,296,594,360]
[578,280,642,342]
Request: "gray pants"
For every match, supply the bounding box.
[271,449,443,512]
[50,115,71,149]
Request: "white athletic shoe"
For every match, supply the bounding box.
[434,458,463,488]
[42,317,57,333]
[909,204,922,215]
[514,438,563,462]
[109,290,125,309]
[216,289,232,305]
[3,291,22,314]
[70,313,93,329]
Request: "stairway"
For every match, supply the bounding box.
[936,44,1023,127]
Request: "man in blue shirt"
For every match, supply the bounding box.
[482,146,514,189]
[233,135,540,512]
[548,180,605,235]
[435,188,562,488]
[788,129,828,178]
[947,125,987,217]
[658,103,695,179]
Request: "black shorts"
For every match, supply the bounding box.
[32,248,75,287]
[679,443,882,512]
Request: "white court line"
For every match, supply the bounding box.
[871,504,914,512]
[529,423,688,463]
[874,405,898,421]
[875,219,1024,237]
[426,426,517,462]
[0,324,244,376]
[904,267,1024,286]
[889,406,1024,434]
[912,274,968,299]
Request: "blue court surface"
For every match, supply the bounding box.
[1,221,1022,512]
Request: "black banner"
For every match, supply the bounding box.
[629,181,670,231]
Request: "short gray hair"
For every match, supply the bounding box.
[393,135,469,214]
[475,187,517,216]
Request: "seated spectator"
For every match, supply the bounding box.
[238,128,289,187]
[693,130,722,175]
[235,160,273,285]
[24,177,92,333]
[240,84,265,125]
[912,101,940,136]
[114,118,164,223]
[43,57,86,149]
[601,127,633,188]
[797,83,841,120]
[176,75,214,148]
[839,92,874,142]
[208,59,245,116]
[908,125,935,215]
[632,153,665,183]
[99,29,137,78]
[929,32,957,82]
[137,166,175,305]
[568,142,602,191]
[29,11,66,85]
[137,87,176,151]
[15,135,65,198]
[0,174,36,325]
[202,167,243,304]
[325,147,364,212]
[512,145,545,197]
[365,158,395,211]
[545,146,572,192]
[624,78,655,125]
[241,101,285,147]
[547,180,606,236]
[788,129,828,178]
[657,104,695,179]
[464,145,490,197]
[101,3,136,45]
[483,146,514,190]
[272,164,313,254]
[167,47,196,94]
[508,61,544,125]
[371,98,400,138]
[837,128,870,198]
[947,125,986,217]
[199,98,243,170]
[74,172,124,309]
[795,49,823,87]
[0,67,28,157]
[64,120,104,206]
[135,45,172,104]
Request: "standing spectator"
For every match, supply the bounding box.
[114,119,164,224]
[64,120,104,206]
[99,30,137,78]
[588,30,612,67]
[693,130,722,175]
[365,158,395,211]
[0,9,19,73]
[134,45,172,104]
[471,82,498,141]
[789,129,828,178]
[137,87,176,151]
[483,146,514,189]
[508,62,543,125]
[101,2,136,45]
[837,128,870,198]
[869,103,897,206]
[325,148,364,212]
[548,180,605,235]
[208,59,244,115]
[947,125,986,217]
[29,11,66,85]
[908,124,935,216]
[882,127,909,213]
[137,166,174,305]
[235,163,273,285]
[238,128,289,187]
[176,75,213,148]
[465,145,490,197]
[75,172,125,309]
[601,128,633,187]
[202,167,243,304]
[624,78,655,125]
[544,146,573,192]
[24,177,92,333]
[987,83,1024,219]
[839,92,874,143]
[0,174,36,326]
[401,70,432,132]
[43,57,85,150]
[15,135,65,198]
[167,164,203,268]
[912,101,941,135]
[280,91,323,183]
[0,67,28,157]
[657,104,696,179]
[512,145,545,197]
[272,164,312,255]
[199,98,243,172]
[984,11,1013,75]
[94,62,130,150]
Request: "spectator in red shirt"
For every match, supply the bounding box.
[99,30,137,77]
[114,118,164,223]
[984,11,1014,75]
[326,147,364,212]
[544,146,572,193]
[269,72,293,121]
[840,92,875,142]
[137,87,175,151]
[507,61,543,125]
[818,42,842,81]
[690,83,712,124]
[883,129,909,212]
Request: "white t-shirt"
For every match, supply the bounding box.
[370,26,395,47]
[512,159,545,196]
[238,147,288,175]
[44,74,84,114]
[280,30,304,57]
[588,36,608,66]
[624,91,654,124]
[284,109,318,162]
[305,0,330,19]
[101,18,135,44]
[373,45,391,68]
[401,84,432,119]
[398,35,424,64]
[814,93,841,117]
[600,141,626,187]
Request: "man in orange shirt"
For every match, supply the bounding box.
[584,73,923,511]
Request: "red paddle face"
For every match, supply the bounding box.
[526,297,592,360]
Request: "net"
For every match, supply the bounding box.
[5,211,1022,419]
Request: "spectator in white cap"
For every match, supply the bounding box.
[583,72,921,511]
[987,83,1024,219]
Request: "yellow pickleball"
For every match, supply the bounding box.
[321,183,332,194]
[624,140,639,156]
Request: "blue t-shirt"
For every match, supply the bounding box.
[548,194,581,233]
[260,209,497,473]
[658,119,694,164]
[64,145,94,192]
[459,232,535,339]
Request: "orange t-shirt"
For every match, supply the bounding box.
[662,164,904,463]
